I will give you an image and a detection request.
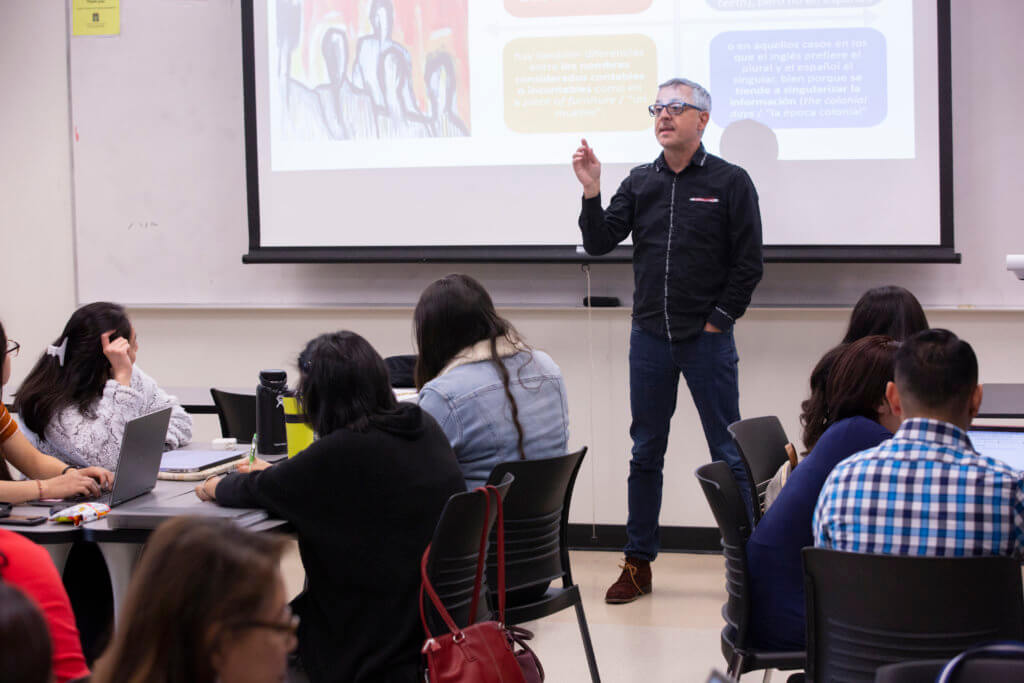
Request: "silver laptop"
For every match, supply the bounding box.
[34,407,172,510]
[968,426,1024,472]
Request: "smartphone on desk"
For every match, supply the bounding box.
[1,514,48,526]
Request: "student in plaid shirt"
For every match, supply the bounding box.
[814,329,1024,557]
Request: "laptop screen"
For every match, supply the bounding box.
[968,427,1024,472]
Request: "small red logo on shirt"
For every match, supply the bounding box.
[690,197,719,203]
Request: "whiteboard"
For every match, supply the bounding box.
[68,0,1024,308]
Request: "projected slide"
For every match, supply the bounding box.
[268,0,914,172]
[249,0,945,252]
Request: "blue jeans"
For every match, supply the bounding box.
[625,324,751,561]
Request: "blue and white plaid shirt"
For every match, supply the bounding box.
[814,417,1024,558]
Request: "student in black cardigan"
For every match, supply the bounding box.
[196,331,466,683]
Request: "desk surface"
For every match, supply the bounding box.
[0,443,288,541]
[977,383,1024,419]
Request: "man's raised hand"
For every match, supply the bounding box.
[572,138,601,199]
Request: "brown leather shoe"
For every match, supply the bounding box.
[604,557,652,604]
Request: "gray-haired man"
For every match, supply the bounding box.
[573,78,764,602]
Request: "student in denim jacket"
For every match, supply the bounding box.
[414,274,570,490]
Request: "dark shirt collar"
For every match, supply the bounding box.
[653,143,708,173]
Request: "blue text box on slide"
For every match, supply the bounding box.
[709,28,887,129]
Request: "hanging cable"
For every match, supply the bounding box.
[582,263,598,540]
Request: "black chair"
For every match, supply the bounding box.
[484,448,600,683]
[209,388,257,442]
[876,647,1024,682]
[695,460,805,681]
[727,416,791,523]
[802,548,1024,683]
[421,472,514,636]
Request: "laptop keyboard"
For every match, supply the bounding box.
[60,492,113,507]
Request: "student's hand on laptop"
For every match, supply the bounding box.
[79,466,114,490]
[45,470,102,499]
[236,457,272,474]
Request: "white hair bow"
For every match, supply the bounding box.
[46,338,67,367]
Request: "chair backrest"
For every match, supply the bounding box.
[695,460,754,649]
[727,416,790,522]
[484,448,588,594]
[802,548,1024,683]
[422,473,514,635]
[209,388,257,442]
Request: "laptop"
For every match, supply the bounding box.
[159,448,247,473]
[32,407,172,511]
[967,426,1024,472]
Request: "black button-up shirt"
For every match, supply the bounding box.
[579,145,764,342]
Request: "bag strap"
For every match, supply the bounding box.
[419,545,460,637]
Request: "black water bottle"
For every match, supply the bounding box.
[256,369,288,455]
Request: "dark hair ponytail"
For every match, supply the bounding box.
[14,302,132,436]
[414,274,528,459]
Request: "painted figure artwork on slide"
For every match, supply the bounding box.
[273,0,470,141]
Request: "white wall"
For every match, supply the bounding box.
[2,0,1023,529]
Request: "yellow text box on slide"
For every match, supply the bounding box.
[504,35,657,134]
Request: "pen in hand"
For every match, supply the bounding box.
[249,434,257,466]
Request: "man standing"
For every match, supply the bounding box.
[574,78,764,603]
[815,329,1024,558]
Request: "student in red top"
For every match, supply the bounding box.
[1,319,112,502]
[0,530,90,682]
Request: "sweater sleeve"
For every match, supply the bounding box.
[215,447,321,522]
[132,367,193,449]
[43,382,148,470]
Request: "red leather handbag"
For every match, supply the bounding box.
[420,485,531,683]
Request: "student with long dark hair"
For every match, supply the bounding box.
[414,274,569,489]
[747,336,902,650]
[14,302,191,470]
[197,331,465,682]
[841,285,929,343]
[799,286,928,451]
[91,516,293,683]
[0,319,112,503]
[0,534,89,683]
[0,581,53,683]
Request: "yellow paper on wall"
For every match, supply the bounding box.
[72,0,120,37]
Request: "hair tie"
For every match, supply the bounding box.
[46,338,67,367]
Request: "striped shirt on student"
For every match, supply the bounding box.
[814,417,1024,558]
[0,403,18,444]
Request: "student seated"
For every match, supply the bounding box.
[91,516,293,683]
[196,331,465,682]
[800,285,928,452]
[14,302,192,470]
[0,580,54,683]
[815,329,1023,558]
[413,274,569,489]
[0,531,89,683]
[746,336,901,650]
[0,319,112,503]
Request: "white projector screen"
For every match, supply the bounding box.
[242,0,954,263]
